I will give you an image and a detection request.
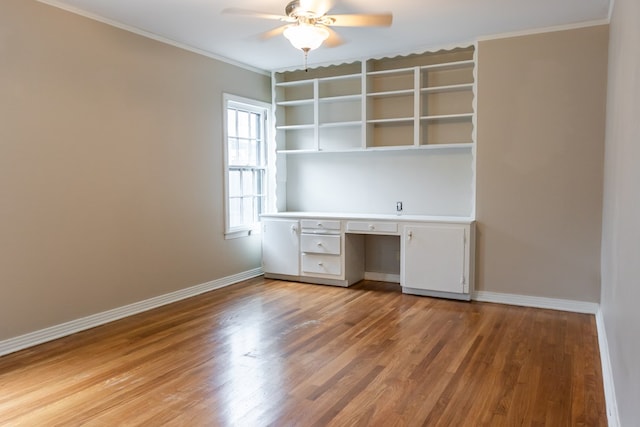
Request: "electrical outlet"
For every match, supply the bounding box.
[396,201,403,212]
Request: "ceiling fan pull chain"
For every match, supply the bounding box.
[303,47,309,71]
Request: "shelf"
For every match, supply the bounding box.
[420,142,473,149]
[318,94,362,103]
[276,124,315,130]
[420,113,473,121]
[421,83,473,94]
[275,74,361,91]
[367,89,414,98]
[367,67,414,76]
[277,99,314,106]
[276,149,318,154]
[277,143,472,155]
[367,117,414,124]
[319,121,362,128]
[276,80,313,87]
[421,60,475,71]
[318,73,361,82]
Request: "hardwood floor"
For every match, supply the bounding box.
[0,278,607,426]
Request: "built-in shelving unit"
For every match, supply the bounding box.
[272,46,475,154]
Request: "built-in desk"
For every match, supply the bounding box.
[261,213,475,301]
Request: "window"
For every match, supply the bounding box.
[223,94,273,238]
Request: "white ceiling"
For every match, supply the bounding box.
[39,0,610,72]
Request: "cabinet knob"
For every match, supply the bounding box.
[369,224,375,230]
[408,231,413,240]
[317,262,323,266]
[317,222,323,227]
[317,242,323,246]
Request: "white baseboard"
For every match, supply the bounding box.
[596,309,620,427]
[0,268,264,357]
[364,272,400,283]
[472,290,599,314]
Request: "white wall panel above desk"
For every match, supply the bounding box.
[284,149,473,217]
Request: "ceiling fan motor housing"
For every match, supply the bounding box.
[285,0,335,26]
[286,1,310,18]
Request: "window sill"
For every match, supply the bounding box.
[225,227,261,240]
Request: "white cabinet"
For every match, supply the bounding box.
[401,223,473,298]
[295,218,365,286]
[261,214,474,298]
[262,219,300,277]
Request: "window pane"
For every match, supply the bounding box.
[229,170,242,197]
[228,138,239,165]
[238,139,249,165]
[242,197,254,225]
[247,139,258,166]
[227,109,237,137]
[242,170,254,196]
[238,111,250,138]
[229,198,242,228]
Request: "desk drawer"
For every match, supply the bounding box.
[300,219,341,232]
[346,221,398,234]
[301,234,341,255]
[302,254,341,276]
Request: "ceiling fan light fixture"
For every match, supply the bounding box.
[283,23,329,51]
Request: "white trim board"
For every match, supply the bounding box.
[0,268,263,358]
[472,290,599,314]
[596,309,621,427]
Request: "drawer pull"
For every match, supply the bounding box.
[317,242,323,246]
[369,224,375,230]
[317,262,323,266]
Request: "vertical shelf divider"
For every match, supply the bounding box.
[313,79,319,151]
[361,60,368,149]
[413,66,421,147]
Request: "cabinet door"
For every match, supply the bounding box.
[262,219,300,276]
[402,224,467,294]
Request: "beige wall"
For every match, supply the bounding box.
[0,1,270,340]
[600,0,640,422]
[475,26,608,301]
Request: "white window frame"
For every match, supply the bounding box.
[223,93,274,239]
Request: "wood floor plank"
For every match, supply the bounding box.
[0,277,607,426]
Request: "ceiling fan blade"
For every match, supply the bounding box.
[221,7,290,22]
[258,26,287,41]
[327,13,393,27]
[324,27,344,48]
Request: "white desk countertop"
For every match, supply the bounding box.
[261,212,475,224]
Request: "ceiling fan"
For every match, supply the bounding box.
[222,0,392,68]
